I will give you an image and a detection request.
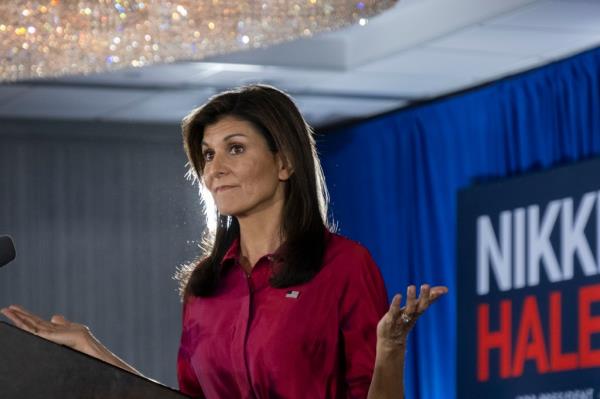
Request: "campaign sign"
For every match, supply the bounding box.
[457,158,600,399]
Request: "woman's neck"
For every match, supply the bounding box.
[237,202,284,272]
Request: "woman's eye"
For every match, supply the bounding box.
[202,150,214,161]
[229,144,245,155]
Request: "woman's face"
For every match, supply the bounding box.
[201,116,291,217]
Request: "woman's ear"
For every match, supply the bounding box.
[276,152,294,181]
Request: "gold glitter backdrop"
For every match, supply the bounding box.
[0,0,397,82]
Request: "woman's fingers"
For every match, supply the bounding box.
[1,308,25,328]
[429,286,448,302]
[388,293,402,321]
[7,306,53,331]
[378,284,448,346]
[1,305,91,351]
[1,306,72,339]
[8,306,73,329]
[416,284,431,315]
[51,314,68,325]
[9,305,49,326]
[403,285,417,318]
[394,284,449,323]
[1,307,31,329]
[1,308,40,333]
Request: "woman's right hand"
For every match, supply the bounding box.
[0,305,93,355]
[0,304,141,375]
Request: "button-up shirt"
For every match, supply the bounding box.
[177,232,388,398]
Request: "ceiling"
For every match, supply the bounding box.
[0,0,599,128]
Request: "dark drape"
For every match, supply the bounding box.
[0,121,204,387]
[318,46,600,399]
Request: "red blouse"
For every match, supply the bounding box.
[177,232,388,399]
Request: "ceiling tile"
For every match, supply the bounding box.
[0,85,32,107]
[294,95,406,127]
[312,71,473,99]
[53,63,222,87]
[107,89,215,122]
[489,0,600,33]
[429,25,600,56]
[193,64,337,92]
[357,47,532,80]
[0,87,151,119]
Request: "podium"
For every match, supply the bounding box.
[0,321,190,398]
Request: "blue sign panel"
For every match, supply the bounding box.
[457,158,600,399]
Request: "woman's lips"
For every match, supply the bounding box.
[214,185,237,193]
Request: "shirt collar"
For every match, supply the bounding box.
[220,228,332,268]
[220,237,279,269]
[221,238,240,267]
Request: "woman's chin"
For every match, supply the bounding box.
[215,205,242,217]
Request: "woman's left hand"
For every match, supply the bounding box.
[376,284,448,349]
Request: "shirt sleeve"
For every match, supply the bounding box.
[339,245,389,399]
[177,298,205,399]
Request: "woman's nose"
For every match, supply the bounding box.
[205,152,228,179]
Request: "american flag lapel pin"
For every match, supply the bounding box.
[285,290,300,299]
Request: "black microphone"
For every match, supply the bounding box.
[0,235,16,267]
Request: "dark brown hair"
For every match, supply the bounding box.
[177,84,332,299]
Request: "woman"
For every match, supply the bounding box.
[1,85,446,399]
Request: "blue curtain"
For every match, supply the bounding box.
[318,46,600,399]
